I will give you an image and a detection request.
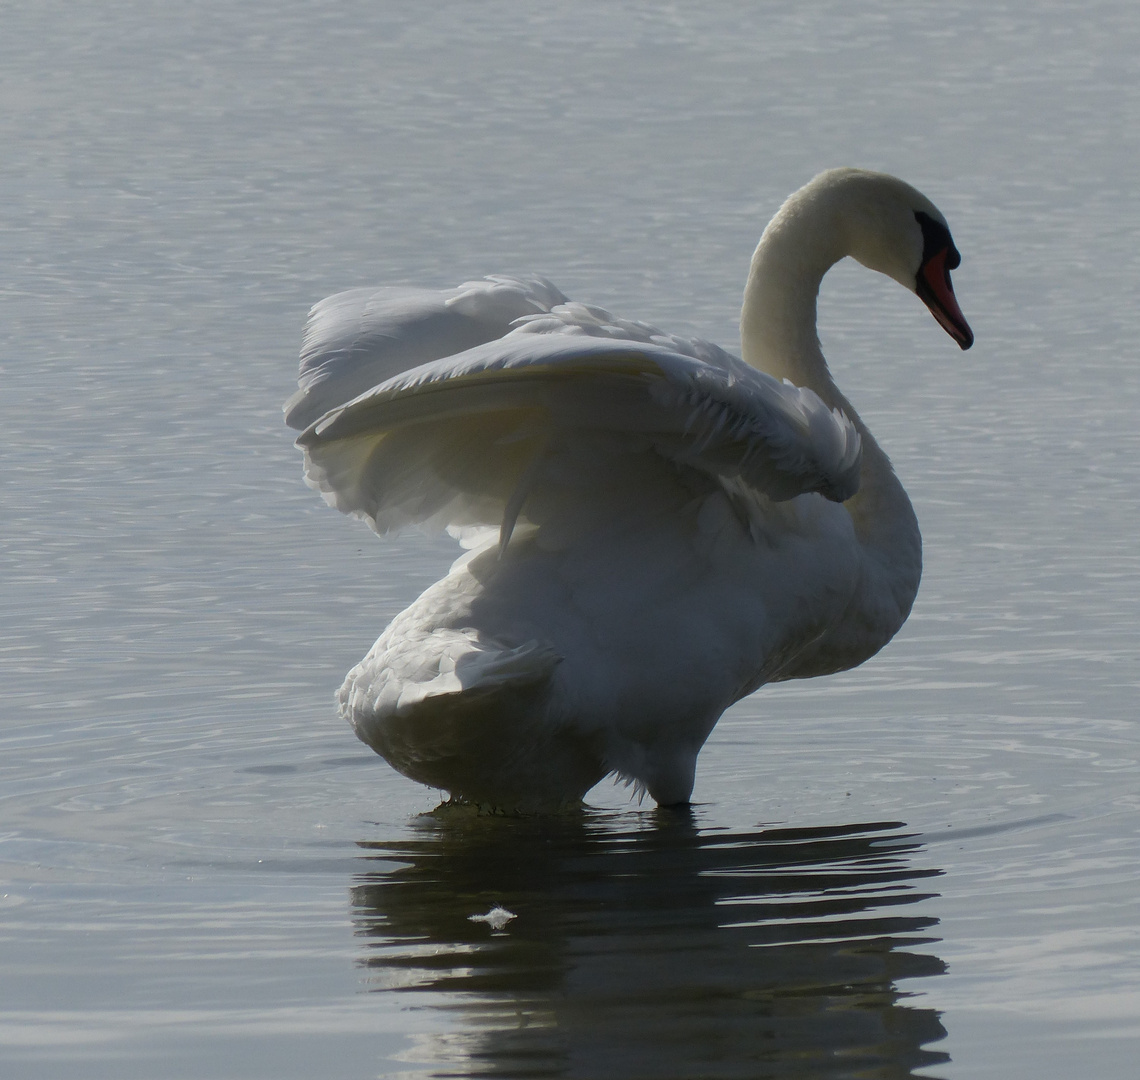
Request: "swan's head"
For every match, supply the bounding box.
[819,168,973,350]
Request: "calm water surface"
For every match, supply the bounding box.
[2,2,1139,1077]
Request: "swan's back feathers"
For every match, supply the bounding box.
[511,300,743,368]
[283,274,568,431]
[294,328,861,541]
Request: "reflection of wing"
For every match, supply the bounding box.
[294,331,861,541]
[283,275,568,431]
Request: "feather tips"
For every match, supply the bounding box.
[284,275,567,431]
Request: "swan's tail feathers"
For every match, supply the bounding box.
[295,334,862,540]
[284,275,567,431]
[339,630,602,809]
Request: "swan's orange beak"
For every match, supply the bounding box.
[916,248,973,350]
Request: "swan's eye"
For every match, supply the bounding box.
[914,210,959,270]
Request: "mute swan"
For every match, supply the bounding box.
[286,168,972,810]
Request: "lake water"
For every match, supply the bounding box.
[2,2,1139,1077]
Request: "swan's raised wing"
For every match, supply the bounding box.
[294,330,861,541]
[283,275,568,431]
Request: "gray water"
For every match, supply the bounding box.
[2,2,1139,1077]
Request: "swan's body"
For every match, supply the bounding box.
[287,169,972,809]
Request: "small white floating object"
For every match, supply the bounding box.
[468,905,517,930]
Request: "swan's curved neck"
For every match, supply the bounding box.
[740,183,922,670]
[739,200,844,392]
[740,188,880,475]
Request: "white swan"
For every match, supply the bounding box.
[286,168,972,810]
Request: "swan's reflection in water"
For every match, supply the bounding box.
[353,811,948,1079]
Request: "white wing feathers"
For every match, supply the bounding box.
[284,275,568,431]
[288,281,862,541]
